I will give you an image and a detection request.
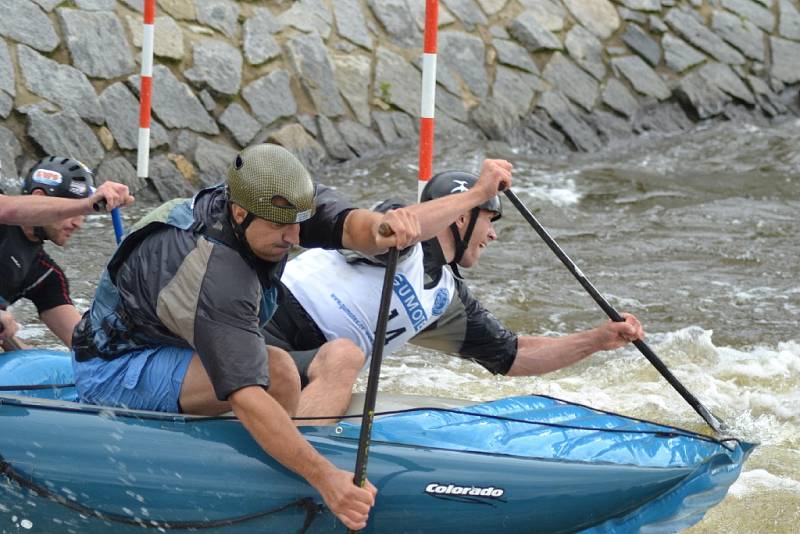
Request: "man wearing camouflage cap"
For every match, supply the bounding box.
[71,143,512,530]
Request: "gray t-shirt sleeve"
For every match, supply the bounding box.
[410,277,518,375]
[192,245,270,401]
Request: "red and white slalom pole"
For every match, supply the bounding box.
[418,0,438,199]
[137,0,156,180]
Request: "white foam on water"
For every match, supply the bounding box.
[729,469,800,498]
[515,171,582,207]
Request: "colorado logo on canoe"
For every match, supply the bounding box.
[425,483,505,498]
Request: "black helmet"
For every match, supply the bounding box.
[421,170,502,275]
[420,170,502,221]
[22,156,95,199]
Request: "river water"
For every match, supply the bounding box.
[7,118,799,532]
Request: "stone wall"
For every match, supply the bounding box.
[1,0,799,198]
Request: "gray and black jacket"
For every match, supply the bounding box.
[72,184,354,401]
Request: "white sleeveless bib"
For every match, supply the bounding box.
[282,244,455,359]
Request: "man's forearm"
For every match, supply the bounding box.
[0,195,93,226]
[403,188,487,242]
[506,330,603,376]
[230,386,335,487]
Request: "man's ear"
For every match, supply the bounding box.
[454,212,468,229]
[230,202,247,224]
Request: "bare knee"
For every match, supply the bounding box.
[308,338,365,382]
[266,346,301,414]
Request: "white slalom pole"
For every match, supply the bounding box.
[137,0,156,181]
[418,0,438,200]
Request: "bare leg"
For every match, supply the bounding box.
[179,348,301,416]
[296,339,365,426]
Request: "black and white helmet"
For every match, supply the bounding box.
[22,156,95,199]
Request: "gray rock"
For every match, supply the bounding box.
[0,92,12,119]
[508,11,562,52]
[611,55,671,100]
[318,115,355,160]
[436,115,484,141]
[194,137,237,187]
[373,47,421,117]
[478,0,507,16]
[158,0,197,21]
[99,82,169,151]
[149,155,197,201]
[490,25,510,39]
[521,110,568,154]
[565,25,606,79]
[18,45,104,125]
[171,130,201,158]
[120,0,144,12]
[219,103,261,147]
[438,31,489,98]
[27,109,105,168]
[537,91,602,151]
[779,0,800,40]
[286,33,346,117]
[712,10,765,62]
[543,53,599,111]
[131,65,219,134]
[434,89,470,123]
[371,111,399,146]
[391,112,416,139]
[699,62,755,105]
[590,109,633,143]
[368,0,420,47]
[518,0,566,31]
[770,36,800,83]
[493,66,541,118]
[622,23,662,67]
[96,157,147,197]
[266,124,326,171]
[332,54,372,126]
[472,98,519,141]
[649,15,668,34]
[184,39,242,95]
[663,33,707,72]
[75,0,115,9]
[617,0,662,11]
[16,101,59,115]
[334,0,374,50]
[242,69,297,127]
[665,9,745,64]
[674,71,731,119]
[195,0,240,39]
[244,8,281,66]
[128,15,185,61]
[278,0,333,39]
[198,90,216,112]
[493,39,539,74]
[407,0,457,32]
[721,0,774,32]
[0,39,14,97]
[563,0,620,40]
[296,115,319,138]
[338,119,383,158]
[746,74,787,116]
[632,101,692,133]
[1,0,59,52]
[442,0,488,31]
[619,8,648,24]
[30,0,60,11]
[602,78,640,117]
[0,126,23,180]
[58,9,136,80]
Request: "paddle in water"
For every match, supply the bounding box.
[350,225,400,532]
[503,189,728,435]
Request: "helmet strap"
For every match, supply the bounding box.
[229,206,260,264]
[448,208,479,276]
[33,227,49,243]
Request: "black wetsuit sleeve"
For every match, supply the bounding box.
[410,277,518,375]
[299,183,356,249]
[22,250,74,314]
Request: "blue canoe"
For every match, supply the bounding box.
[0,349,753,533]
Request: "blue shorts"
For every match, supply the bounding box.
[72,347,194,413]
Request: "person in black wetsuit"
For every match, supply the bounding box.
[0,156,133,351]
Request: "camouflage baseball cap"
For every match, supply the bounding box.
[227,144,315,224]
